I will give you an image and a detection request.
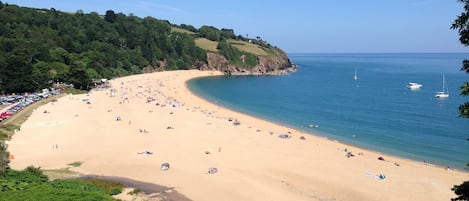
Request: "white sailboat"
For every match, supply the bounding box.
[435,74,449,98]
[354,68,358,80]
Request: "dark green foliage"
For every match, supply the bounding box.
[220,28,236,40]
[0,168,121,200]
[0,3,209,93]
[0,183,117,201]
[453,0,469,119]
[104,10,116,23]
[178,24,197,32]
[199,25,220,41]
[1,167,48,192]
[0,3,269,94]
[0,141,8,176]
[452,1,469,200]
[217,41,258,67]
[71,178,124,195]
[452,181,469,201]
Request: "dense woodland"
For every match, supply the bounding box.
[0,2,268,93]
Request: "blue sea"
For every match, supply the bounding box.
[188,53,469,169]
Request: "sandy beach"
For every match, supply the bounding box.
[8,70,468,201]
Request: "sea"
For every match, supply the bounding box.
[188,53,469,170]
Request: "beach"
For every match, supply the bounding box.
[8,70,468,201]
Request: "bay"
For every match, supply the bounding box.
[188,53,469,169]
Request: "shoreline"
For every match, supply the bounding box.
[8,70,468,201]
[186,74,466,172]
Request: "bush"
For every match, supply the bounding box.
[0,168,121,200]
[72,178,124,196]
[128,188,143,195]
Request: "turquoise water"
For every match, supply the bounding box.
[188,53,469,169]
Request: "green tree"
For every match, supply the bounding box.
[199,25,220,41]
[0,141,9,176]
[104,10,117,23]
[451,1,469,200]
[220,28,236,40]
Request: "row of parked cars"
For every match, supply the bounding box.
[0,89,62,122]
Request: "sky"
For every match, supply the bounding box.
[3,0,468,53]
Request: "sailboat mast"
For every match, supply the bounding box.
[443,74,446,93]
[354,68,358,80]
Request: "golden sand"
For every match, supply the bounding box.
[8,70,468,201]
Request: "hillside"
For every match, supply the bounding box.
[0,2,295,94]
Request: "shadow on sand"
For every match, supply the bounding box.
[81,175,191,201]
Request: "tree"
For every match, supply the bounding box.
[0,140,9,176]
[453,0,469,118]
[104,10,116,23]
[451,1,469,200]
[199,25,220,41]
[452,167,469,200]
[220,28,236,40]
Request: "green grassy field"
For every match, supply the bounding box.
[195,38,219,52]
[228,39,268,56]
[195,38,270,57]
[171,27,196,34]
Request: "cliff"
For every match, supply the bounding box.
[202,49,296,76]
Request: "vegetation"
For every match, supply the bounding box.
[67,161,82,167]
[0,166,123,200]
[0,1,283,198]
[171,27,195,35]
[228,39,268,56]
[451,0,469,200]
[0,141,8,176]
[217,41,258,67]
[63,87,88,95]
[0,1,274,94]
[128,188,143,195]
[195,38,219,52]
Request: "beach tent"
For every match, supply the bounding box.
[278,134,290,139]
[161,163,170,171]
[208,167,218,174]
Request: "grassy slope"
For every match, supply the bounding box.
[171,27,196,35]
[195,38,270,57]
[195,38,219,52]
[228,39,268,56]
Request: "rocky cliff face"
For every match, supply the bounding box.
[200,49,296,75]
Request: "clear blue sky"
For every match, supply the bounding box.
[3,0,468,53]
